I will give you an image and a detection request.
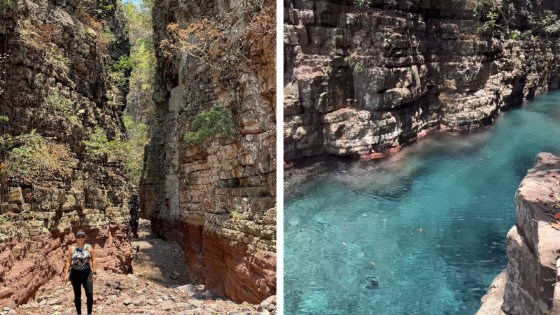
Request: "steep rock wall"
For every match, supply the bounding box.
[477,153,560,315]
[0,0,134,307]
[284,0,560,161]
[140,0,276,304]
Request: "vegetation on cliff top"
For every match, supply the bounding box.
[159,0,274,145]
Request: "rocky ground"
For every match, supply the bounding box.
[130,219,190,287]
[0,219,276,315]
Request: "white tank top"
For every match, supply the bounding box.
[71,244,92,270]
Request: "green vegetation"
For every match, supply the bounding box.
[0,215,7,224]
[354,0,371,7]
[0,131,73,183]
[344,55,367,74]
[542,10,560,36]
[44,93,73,113]
[84,127,115,160]
[472,0,502,18]
[231,210,241,222]
[55,54,71,72]
[122,0,156,127]
[114,55,136,74]
[480,11,499,32]
[184,104,236,144]
[78,0,117,20]
[122,115,149,187]
[84,116,149,187]
[42,92,81,125]
[111,55,136,89]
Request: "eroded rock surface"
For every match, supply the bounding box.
[478,153,560,314]
[0,0,134,307]
[284,0,560,161]
[2,271,276,315]
[140,0,276,304]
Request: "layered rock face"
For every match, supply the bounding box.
[140,0,276,304]
[0,0,134,307]
[284,0,560,160]
[477,153,560,315]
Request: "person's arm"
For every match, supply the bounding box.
[90,245,97,280]
[63,246,73,282]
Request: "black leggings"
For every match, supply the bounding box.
[70,268,93,315]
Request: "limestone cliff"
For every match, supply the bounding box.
[0,0,134,307]
[477,153,560,315]
[140,0,276,304]
[284,0,560,161]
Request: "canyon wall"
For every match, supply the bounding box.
[140,0,276,304]
[284,0,560,161]
[477,153,560,314]
[0,0,134,307]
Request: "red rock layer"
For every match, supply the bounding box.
[141,0,277,304]
[150,219,275,304]
[0,224,133,307]
[0,0,135,308]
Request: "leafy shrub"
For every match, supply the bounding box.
[44,92,73,113]
[184,104,236,144]
[0,131,73,183]
[479,11,499,33]
[354,0,371,7]
[344,54,367,74]
[84,127,126,160]
[543,10,560,35]
[110,56,136,88]
[85,119,149,188]
[231,210,241,222]
[113,56,136,74]
[472,0,502,18]
[43,92,80,125]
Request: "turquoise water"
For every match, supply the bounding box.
[284,92,560,315]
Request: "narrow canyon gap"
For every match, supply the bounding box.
[0,0,277,309]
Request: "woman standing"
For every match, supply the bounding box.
[63,230,97,315]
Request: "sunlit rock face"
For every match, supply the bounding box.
[0,0,135,307]
[478,153,560,315]
[140,0,276,304]
[284,0,560,161]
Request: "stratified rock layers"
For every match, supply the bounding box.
[0,0,134,307]
[284,0,560,160]
[140,1,276,304]
[477,153,560,315]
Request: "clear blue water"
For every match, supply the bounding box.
[284,92,560,315]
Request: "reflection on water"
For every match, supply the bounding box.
[285,93,560,315]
